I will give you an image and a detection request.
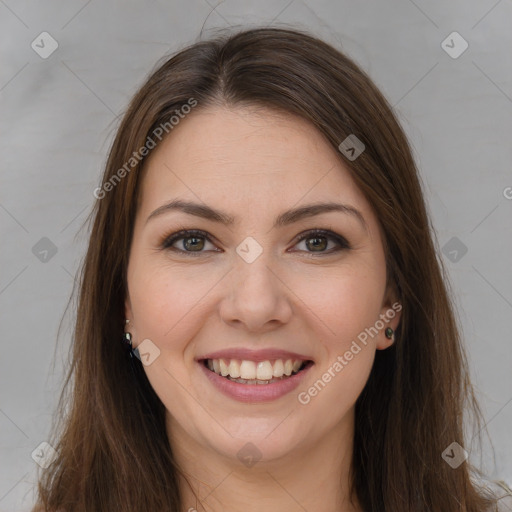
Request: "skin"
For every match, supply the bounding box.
[125,105,401,512]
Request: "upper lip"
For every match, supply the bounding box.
[197,348,314,363]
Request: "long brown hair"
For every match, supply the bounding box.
[33,26,498,511]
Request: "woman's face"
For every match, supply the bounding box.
[125,105,401,463]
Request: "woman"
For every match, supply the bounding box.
[32,27,511,511]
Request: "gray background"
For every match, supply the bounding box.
[1,0,511,510]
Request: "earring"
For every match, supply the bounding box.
[122,331,135,359]
[385,327,394,340]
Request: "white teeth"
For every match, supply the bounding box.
[240,360,256,379]
[228,359,241,378]
[256,361,273,380]
[219,359,229,377]
[273,359,284,377]
[205,357,308,381]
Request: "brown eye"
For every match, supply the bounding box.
[181,235,205,251]
[293,229,350,254]
[161,229,218,255]
[160,228,350,257]
[305,235,328,251]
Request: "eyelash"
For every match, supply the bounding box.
[160,227,351,257]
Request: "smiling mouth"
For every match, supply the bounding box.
[201,358,313,385]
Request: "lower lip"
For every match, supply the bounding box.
[198,361,314,403]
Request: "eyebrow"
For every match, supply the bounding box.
[145,199,368,232]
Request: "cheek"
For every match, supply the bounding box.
[126,260,212,412]
[294,274,380,413]
[291,265,385,343]
[292,268,382,396]
[127,257,222,354]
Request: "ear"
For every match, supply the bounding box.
[376,285,402,350]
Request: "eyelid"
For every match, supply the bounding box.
[160,228,218,253]
[160,226,351,254]
[292,228,350,251]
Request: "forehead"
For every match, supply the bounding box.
[138,105,373,224]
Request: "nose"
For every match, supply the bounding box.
[219,250,293,333]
